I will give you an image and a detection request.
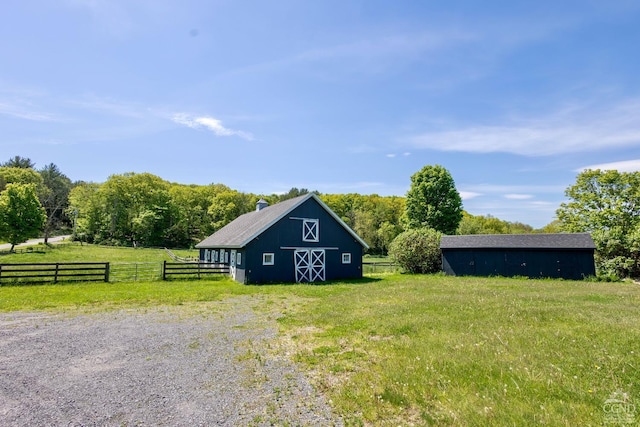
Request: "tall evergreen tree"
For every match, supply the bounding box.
[2,156,35,169]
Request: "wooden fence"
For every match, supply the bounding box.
[362,261,399,274]
[0,246,47,256]
[162,261,230,280]
[0,262,110,284]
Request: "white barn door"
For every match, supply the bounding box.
[294,249,325,283]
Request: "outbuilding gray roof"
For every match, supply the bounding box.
[195,193,369,249]
[440,233,595,250]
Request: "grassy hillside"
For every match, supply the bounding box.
[1,244,638,425]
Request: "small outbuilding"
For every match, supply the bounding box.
[195,193,369,284]
[440,233,596,280]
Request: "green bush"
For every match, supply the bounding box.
[388,227,442,274]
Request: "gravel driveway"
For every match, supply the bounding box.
[0,297,342,426]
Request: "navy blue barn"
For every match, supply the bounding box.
[195,193,369,284]
[440,233,596,280]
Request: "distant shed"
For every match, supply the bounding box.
[440,233,596,280]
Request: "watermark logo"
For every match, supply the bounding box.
[603,391,636,425]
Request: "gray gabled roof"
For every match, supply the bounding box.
[440,233,595,250]
[196,193,369,249]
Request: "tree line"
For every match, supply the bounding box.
[6,155,637,279]
[0,156,544,254]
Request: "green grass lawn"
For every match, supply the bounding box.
[1,245,639,426]
[0,241,199,263]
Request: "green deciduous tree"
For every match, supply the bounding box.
[208,189,256,231]
[165,183,224,247]
[557,169,640,278]
[388,227,442,274]
[457,212,533,235]
[0,183,47,251]
[322,193,405,254]
[405,165,463,235]
[0,166,44,191]
[557,169,640,232]
[68,173,173,246]
[39,163,73,243]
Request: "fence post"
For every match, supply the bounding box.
[54,263,60,283]
[163,260,167,280]
[104,262,110,282]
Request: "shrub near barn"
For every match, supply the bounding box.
[388,227,442,274]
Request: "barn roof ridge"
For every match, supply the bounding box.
[440,233,595,249]
[196,193,369,249]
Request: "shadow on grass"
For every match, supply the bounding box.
[248,276,383,287]
[0,279,108,287]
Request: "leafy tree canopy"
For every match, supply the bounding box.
[457,212,533,235]
[557,169,640,232]
[557,169,640,278]
[39,163,74,241]
[0,166,44,191]
[0,183,46,251]
[405,164,463,235]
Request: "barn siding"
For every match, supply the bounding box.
[241,197,363,284]
[442,248,595,280]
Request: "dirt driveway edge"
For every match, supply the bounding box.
[0,297,343,426]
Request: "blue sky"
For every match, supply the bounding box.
[2,1,640,228]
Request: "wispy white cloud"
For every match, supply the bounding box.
[219,29,478,79]
[407,99,640,156]
[68,96,148,119]
[295,30,477,64]
[576,159,640,173]
[171,113,254,141]
[461,183,565,195]
[504,194,534,200]
[460,191,483,200]
[0,101,57,122]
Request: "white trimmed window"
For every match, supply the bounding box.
[342,253,352,264]
[236,253,242,265]
[263,253,275,265]
[303,219,319,242]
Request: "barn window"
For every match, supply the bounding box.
[236,253,242,265]
[213,250,219,262]
[263,253,274,265]
[303,219,319,242]
[342,253,351,264]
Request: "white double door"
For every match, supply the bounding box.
[294,249,325,283]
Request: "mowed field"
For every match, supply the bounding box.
[1,243,639,426]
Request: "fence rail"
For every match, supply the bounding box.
[0,262,110,284]
[363,261,399,274]
[110,262,162,282]
[162,261,230,280]
[0,260,394,284]
[0,246,47,256]
[164,248,198,263]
